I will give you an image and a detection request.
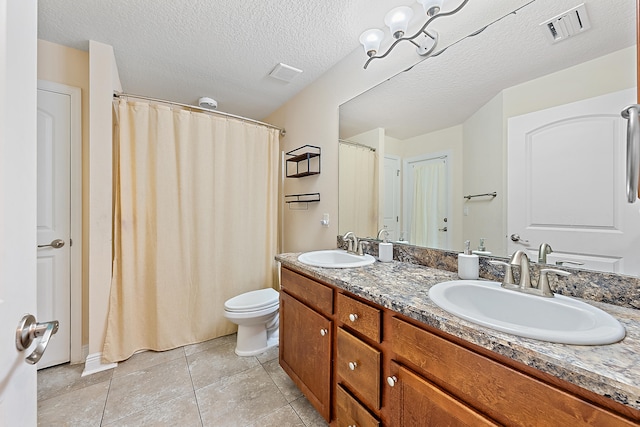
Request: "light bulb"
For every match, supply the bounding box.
[384,6,414,39]
[417,0,445,17]
[359,29,384,57]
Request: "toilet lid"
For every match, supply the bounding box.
[224,288,279,312]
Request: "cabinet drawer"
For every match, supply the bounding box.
[391,317,637,427]
[281,267,333,316]
[337,328,381,410]
[388,361,498,426]
[336,384,380,427]
[336,293,381,343]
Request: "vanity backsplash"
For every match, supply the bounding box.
[339,237,640,310]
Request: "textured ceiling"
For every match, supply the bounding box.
[37,0,404,120]
[340,0,637,140]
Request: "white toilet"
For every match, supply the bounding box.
[223,287,280,356]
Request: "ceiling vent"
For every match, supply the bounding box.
[269,63,303,83]
[540,3,591,44]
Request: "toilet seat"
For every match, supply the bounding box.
[224,288,279,313]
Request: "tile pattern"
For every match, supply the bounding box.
[277,252,640,412]
[37,336,327,427]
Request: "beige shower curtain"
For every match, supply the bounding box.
[411,159,446,248]
[103,99,280,362]
[339,143,378,237]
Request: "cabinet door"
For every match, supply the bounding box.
[387,362,498,427]
[279,291,332,421]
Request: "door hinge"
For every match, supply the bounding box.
[69,238,73,246]
[396,170,400,177]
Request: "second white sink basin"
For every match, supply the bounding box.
[428,280,625,345]
[298,250,375,268]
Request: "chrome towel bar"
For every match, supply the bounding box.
[622,105,640,203]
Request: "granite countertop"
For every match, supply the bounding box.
[276,253,640,412]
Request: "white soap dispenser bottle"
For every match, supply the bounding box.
[378,230,393,263]
[458,240,479,280]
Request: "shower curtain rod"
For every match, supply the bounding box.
[113,92,286,137]
[338,139,376,151]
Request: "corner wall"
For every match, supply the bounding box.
[37,39,90,356]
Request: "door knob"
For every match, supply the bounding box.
[439,227,448,232]
[510,234,529,243]
[16,314,59,364]
[38,238,65,249]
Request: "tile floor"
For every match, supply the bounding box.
[37,334,328,427]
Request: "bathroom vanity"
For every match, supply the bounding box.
[276,253,640,426]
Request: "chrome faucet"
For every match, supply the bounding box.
[510,250,532,289]
[492,250,572,297]
[538,243,553,263]
[342,231,358,254]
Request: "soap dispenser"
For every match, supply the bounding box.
[378,230,393,263]
[458,240,479,280]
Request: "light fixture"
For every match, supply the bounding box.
[417,0,445,17]
[359,0,469,69]
[384,6,414,39]
[359,29,384,57]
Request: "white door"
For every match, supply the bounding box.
[0,0,39,425]
[37,86,72,368]
[403,153,450,249]
[508,88,640,275]
[383,155,400,241]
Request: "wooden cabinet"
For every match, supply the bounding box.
[279,266,640,426]
[336,384,380,427]
[387,361,498,427]
[336,293,381,343]
[279,271,333,422]
[390,317,638,427]
[336,327,381,410]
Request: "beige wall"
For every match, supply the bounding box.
[266,50,419,253]
[462,92,504,256]
[37,39,90,346]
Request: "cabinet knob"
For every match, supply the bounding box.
[387,376,398,387]
[348,361,358,371]
[320,328,328,337]
[348,313,358,322]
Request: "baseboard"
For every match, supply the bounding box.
[81,352,117,377]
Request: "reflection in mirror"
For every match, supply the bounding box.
[339,0,638,275]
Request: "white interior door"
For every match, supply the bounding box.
[37,86,72,369]
[508,88,640,275]
[403,153,450,249]
[0,0,39,425]
[383,155,400,241]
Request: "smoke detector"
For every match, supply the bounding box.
[198,97,217,110]
[540,3,591,44]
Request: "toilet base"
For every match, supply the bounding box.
[235,324,278,357]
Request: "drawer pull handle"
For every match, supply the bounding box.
[348,313,358,322]
[387,376,398,387]
[320,328,328,337]
[348,361,358,370]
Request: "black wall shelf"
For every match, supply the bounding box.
[286,145,321,178]
[284,193,321,204]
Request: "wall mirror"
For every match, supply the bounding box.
[339,0,639,275]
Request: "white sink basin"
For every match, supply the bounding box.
[428,280,625,345]
[298,250,376,268]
